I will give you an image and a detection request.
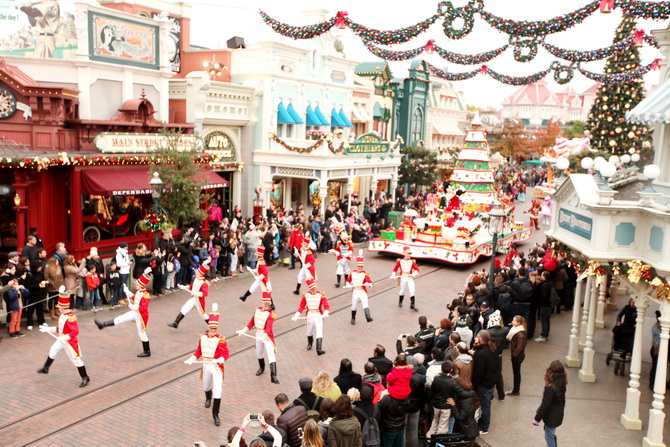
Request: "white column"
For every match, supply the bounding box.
[643,300,670,447]
[621,286,649,430]
[318,185,328,217]
[580,276,593,350]
[608,275,620,310]
[596,277,607,328]
[346,180,354,214]
[579,278,599,382]
[566,278,585,367]
[370,178,379,200]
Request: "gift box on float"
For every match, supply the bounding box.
[381,230,397,241]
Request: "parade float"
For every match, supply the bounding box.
[534,134,592,198]
[369,114,532,264]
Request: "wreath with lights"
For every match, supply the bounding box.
[141,210,171,232]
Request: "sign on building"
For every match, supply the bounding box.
[346,133,389,155]
[204,131,235,160]
[94,132,202,153]
[558,208,593,240]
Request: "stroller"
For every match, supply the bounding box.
[606,323,635,376]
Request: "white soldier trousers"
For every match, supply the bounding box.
[255,335,276,363]
[249,279,271,294]
[399,277,416,296]
[336,259,351,276]
[297,264,312,284]
[114,310,149,342]
[305,313,324,338]
[180,296,207,320]
[48,339,84,367]
[351,289,369,310]
[202,364,223,398]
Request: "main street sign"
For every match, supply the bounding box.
[558,208,593,240]
[346,133,389,155]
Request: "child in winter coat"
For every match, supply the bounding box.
[385,354,413,400]
[85,264,101,311]
[106,260,123,309]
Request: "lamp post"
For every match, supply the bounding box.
[487,202,506,294]
[13,193,28,249]
[642,164,661,192]
[149,172,163,247]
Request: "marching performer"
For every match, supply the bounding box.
[292,278,329,355]
[239,246,272,304]
[236,291,279,384]
[292,238,317,295]
[345,250,374,325]
[184,303,230,426]
[391,246,420,312]
[329,225,353,288]
[94,267,153,358]
[167,258,210,329]
[37,286,90,388]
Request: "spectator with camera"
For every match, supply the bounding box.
[229,413,283,447]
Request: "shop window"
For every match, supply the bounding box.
[81,194,149,243]
[411,107,423,143]
[277,123,294,139]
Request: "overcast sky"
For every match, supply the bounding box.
[185,0,668,108]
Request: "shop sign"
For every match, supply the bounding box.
[94,132,202,153]
[331,70,346,84]
[558,208,592,240]
[346,133,389,155]
[204,131,235,160]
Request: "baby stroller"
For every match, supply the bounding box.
[606,324,635,376]
[429,433,473,447]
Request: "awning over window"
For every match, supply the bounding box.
[373,102,383,118]
[331,108,345,127]
[80,167,228,196]
[351,105,366,123]
[286,104,304,124]
[314,106,330,126]
[338,109,354,127]
[432,123,464,137]
[306,106,324,126]
[627,77,670,124]
[358,105,373,123]
[277,103,294,124]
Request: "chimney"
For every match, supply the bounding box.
[227,36,246,49]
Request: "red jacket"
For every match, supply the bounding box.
[386,366,413,400]
[85,272,100,291]
[289,229,304,250]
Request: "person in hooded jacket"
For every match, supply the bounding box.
[376,390,409,447]
[486,310,510,401]
[470,330,500,435]
[327,395,362,447]
[533,360,567,447]
[404,354,425,447]
[385,354,412,400]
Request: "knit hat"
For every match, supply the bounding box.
[208,303,220,328]
[119,242,128,248]
[8,251,18,258]
[306,278,317,289]
[136,267,152,288]
[456,315,468,328]
[197,258,210,276]
[487,310,502,328]
[57,285,70,309]
[262,290,273,303]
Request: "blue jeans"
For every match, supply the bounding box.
[120,273,129,289]
[88,288,100,308]
[405,411,419,447]
[448,416,455,434]
[110,286,122,306]
[246,248,257,269]
[477,385,494,432]
[381,430,404,447]
[544,424,557,447]
[539,306,551,338]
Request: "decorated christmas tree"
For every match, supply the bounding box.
[586,14,653,157]
[449,112,497,205]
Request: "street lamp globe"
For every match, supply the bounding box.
[631,153,640,163]
[593,156,606,170]
[487,202,505,236]
[149,172,163,199]
[620,154,631,164]
[580,157,594,171]
[555,157,570,180]
[643,164,661,193]
[608,155,620,165]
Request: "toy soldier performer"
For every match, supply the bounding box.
[94,267,153,357]
[184,303,230,426]
[37,286,90,387]
[329,224,353,288]
[293,238,317,295]
[168,258,210,329]
[391,246,420,311]
[237,290,279,384]
[345,250,374,325]
[240,247,272,306]
[292,278,329,355]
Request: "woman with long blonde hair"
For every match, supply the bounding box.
[302,419,324,447]
[312,370,342,402]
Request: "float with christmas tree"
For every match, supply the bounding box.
[368,113,531,264]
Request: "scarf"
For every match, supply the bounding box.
[507,324,525,341]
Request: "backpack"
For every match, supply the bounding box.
[362,380,386,405]
[517,280,533,303]
[296,397,321,422]
[497,291,513,311]
[166,257,174,273]
[173,258,181,273]
[354,406,381,447]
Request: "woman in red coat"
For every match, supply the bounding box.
[386,354,413,400]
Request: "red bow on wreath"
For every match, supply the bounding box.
[424,39,435,55]
[599,0,614,13]
[480,65,488,75]
[335,11,348,29]
[633,29,645,45]
[652,58,662,71]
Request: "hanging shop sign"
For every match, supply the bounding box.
[558,208,593,240]
[346,133,389,155]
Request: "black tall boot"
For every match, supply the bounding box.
[94,319,115,330]
[239,290,251,302]
[398,295,404,307]
[335,275,341,288]
[351,310,357,325]
[270,362,280,384]
[167,313,185,329]
[316,338,326,356]
[77,366,90,388]
[410,296,418,312]
[256,358,265,376]
[137,341,151,357]
[306,336,314,350]
[204,390,212,408]
[36,356,54,374]
[293,283,301,295]
[212,398,221,426]
[364,308,374,322]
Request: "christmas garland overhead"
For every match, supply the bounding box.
[542,32,658,62]
[617,0,670,19]
[577,58,661,83]
[348,14,441,45]
[259,10,336,39]
[363,40,508,64]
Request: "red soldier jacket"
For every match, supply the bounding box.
[346,270,373,293]
[301,248,317,279]
[392,258,420,277]
[193,333,230,373]
[133,289,151,330]
[188,278,209,313]
[246,307,276,346]
[296,290,330,315]
[333,240,353,261]
[57,310,81,357]
[257,260,270,287]
[289,229,304,251]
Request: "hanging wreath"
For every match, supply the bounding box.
[511,37,540,63]
[551,62,576,85]
[442,0,481,40]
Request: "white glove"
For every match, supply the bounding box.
[390,274,397,280]
[129,304,138,311]
[262,333,270,342]
[178,284,187,290]
[123,285,132,297]
[236,330,244,337]
[58,334,71,342]
[184,356,196,365]
[323,310,330,318]
[412,272,418,278]
[292,313,300,322]
[213,357,225,364]
[39,325,51,333]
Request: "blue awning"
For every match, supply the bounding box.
[338,109,354,127]
[331,108,345,127]
[314,106,330,126]
[306,106,322,126]
[277,103,294,124]
[286,104,304,124]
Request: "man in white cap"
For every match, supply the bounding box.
[345,250,374,324]
[184,303,230,426]
[292,278,329,355]
[37,286,90,387]
[167,258,211,329]
[391,246,420,311]
[94,267,153,358]
[237,290,279,384]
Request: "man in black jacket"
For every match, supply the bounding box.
[368,344,393,380]
[292,377,323,417]
[275,393,308,447]
[405,355,426,447]
[471,330,500,435]
[535,271,554,343]
[415,316,435,360]
[427,360,475,442]
[258,410,288,447]
[486,310,510,401]
[377,392,409,447]
[510,268,533,322]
